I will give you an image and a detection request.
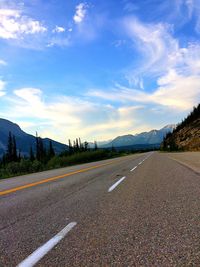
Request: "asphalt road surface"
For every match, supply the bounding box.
[0,152,200,267]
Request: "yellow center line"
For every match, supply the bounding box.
[0,161,114,197]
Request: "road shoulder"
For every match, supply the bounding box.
[165,152,200,174]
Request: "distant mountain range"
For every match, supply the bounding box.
[0,118,176,157]
[0,119,67,157]
[100,125,176,148]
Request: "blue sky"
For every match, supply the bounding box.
[0,0,200,143]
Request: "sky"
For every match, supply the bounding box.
[0,0,200,143]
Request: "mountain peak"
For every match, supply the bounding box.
[0,118,25,136]
[0,118,67,156]
[161,124,176,130]
[102,125,175,148]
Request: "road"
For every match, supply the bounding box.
[0,152,200,266]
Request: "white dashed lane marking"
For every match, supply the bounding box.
[17,222,77,267]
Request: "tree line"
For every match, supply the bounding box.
[1,132,56,165]
[1,132,99,165]
[0,132,105,179]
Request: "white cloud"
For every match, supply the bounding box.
[0,8,47,39]
[0,80,6,97]
[14,88,43,105]
[52,26,65,33]
[46,37,70,48]
[0,59,7,65]
[73,3,87,24]
[0,87,150,142]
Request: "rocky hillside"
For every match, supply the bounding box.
[162,104,200,151]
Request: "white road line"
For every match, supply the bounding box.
[130,166,137,172]
[17,222,77,267]
[108,176,126,192]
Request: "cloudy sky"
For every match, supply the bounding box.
[0,0,200,143]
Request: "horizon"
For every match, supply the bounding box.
[0,117,176,144]
[0,0,200,143]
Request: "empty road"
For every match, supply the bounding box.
[0,152,200,266]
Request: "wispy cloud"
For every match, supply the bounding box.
[177,0,200,33]
[123,17,179,77]
[88,71,200,111]
[88,17,200,112]
[123,0,138,12]
[73,3,88,24]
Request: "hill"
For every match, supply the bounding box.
[102,125,175,148]
[0,119,68,157]
[162,104,200,151]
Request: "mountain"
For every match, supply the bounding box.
[0,119,68,157]
[88,140,111,148]
[162,104,200,151]
[102,125,176,148]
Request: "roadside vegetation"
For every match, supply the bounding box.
[0,134,142,179]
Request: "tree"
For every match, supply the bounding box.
[48,141,55,158]
[6,132,18,162]
[35,133,46,162]
[6,131,13,162]
[29,146,35,161]
[68,139,73,154]
[39,137,46,162]
[84,141,89,151]
[12,135,17,161]
[73,140,76,152]
[94,141,98,150]
[76,138,79,151]
[79,138,83,151]
[36,132,40,161]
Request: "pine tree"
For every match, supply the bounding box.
[18,151,21,161]
[73,140,76,152]
[35,133,46,162]
[39,137,46,162]
[7,131,13,162]
[76,138,79,151]
[68,139,73,154]
[29,146,35,161]
[49,141,55,158]
[94,141,98,150]
[84,141,88,151]
[36,132,40,161]
[12,135,17,161]
[6,132,18,162]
